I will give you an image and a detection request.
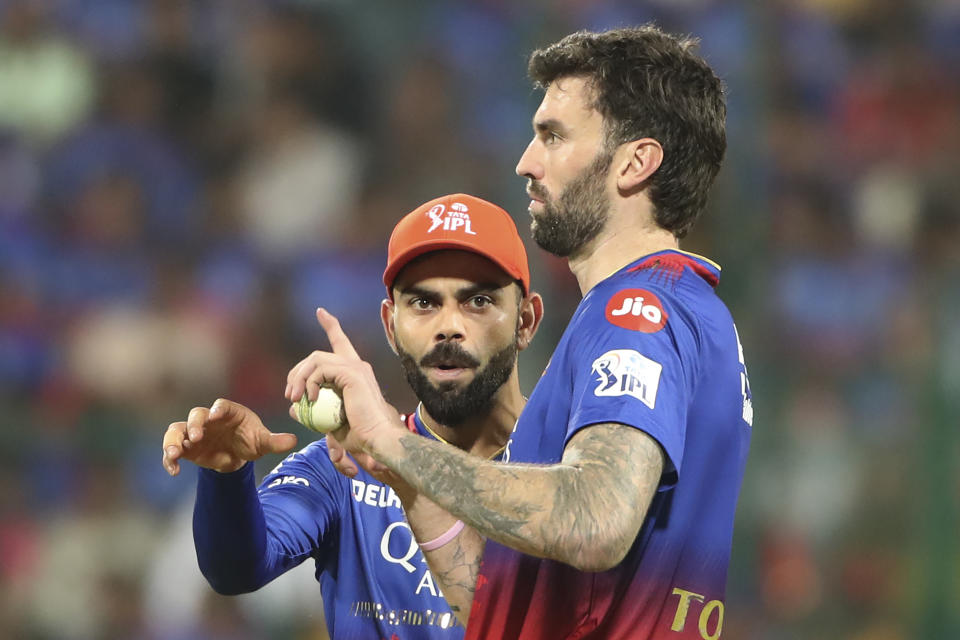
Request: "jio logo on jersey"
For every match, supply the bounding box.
[605,289,668,333]
[591,348,662,409]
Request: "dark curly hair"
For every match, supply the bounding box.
[528,25,726,238]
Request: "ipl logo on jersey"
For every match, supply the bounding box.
[425,202,477,235]
[591,348,662,409]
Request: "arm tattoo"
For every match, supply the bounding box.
[384,423,664,570]
[434,530,482,603]
[422,526,485,624]
[551,423,665,569]
[399,491,485,624]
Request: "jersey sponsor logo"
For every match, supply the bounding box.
[350,600,459,629]
[350,478,402,509]
[591,348,662,409]
[378,521,448,598]
[265,475,310,489]
[605,288,668,333]
[380,521,420,573]
[425,202,477,235]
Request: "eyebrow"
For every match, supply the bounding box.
[398,285,438,299]
[533,118,568,136]
[456,282,507,299]
[398,282,507,299]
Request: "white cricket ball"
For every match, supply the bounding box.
[296,386,346,433]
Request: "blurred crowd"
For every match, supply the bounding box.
[0,0,957,638]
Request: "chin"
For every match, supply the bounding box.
[422,373,461,389]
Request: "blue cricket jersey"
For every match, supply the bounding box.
[193,411,465,640]
[466,250,753,640]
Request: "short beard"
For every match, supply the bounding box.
[530,149,613,257]
[397,339,518,428]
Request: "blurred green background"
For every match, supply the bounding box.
[0,0,957,638]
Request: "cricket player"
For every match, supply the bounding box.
[290,26,753,639]
[162,193,543,639]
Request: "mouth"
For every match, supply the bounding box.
[526,185,547,212]
[426,365,475,384]
[429,365,468,379]
[527,195,544,214]
[420,345,479,383]
[424,357,477,380]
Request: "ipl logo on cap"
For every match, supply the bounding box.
[426,203,477,235]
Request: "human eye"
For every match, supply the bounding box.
[409,297,434,311]
[467,295,493,309]
[540,130,560,146]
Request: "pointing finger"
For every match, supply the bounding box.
[316,308,361,361]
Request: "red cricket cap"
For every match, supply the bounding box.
[383,193,530,297]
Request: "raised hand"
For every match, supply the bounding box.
[284,308,405,476]
[162,398,298,475]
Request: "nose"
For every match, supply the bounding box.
[515,138,543,180]
[433,305,466,343]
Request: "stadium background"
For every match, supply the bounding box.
[0,0,957,638]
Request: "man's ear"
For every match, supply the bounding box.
[615,138,663,193]
[381,298,399,355]
[517,291,545,351]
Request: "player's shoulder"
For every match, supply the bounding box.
[264,438,341,480]
[571,251,727,356]
[599,251,725,313]
[622,250,719,295]
[299,437,334,458]
[579,275,680,332]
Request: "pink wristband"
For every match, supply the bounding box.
[419,520,465,551]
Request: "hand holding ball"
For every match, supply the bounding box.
[296,386,346,433]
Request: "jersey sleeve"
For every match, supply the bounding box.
[566,285,701,488]
[257,439,348,564]
[193,439,347,594]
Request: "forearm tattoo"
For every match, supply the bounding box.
[387,423,664,569]
[422,527,484,623]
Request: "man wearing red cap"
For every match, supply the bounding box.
[161,194,543,640]
[291,25,752,640]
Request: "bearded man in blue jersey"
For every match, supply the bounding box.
[291,25,754,640]
[161,194,544,639]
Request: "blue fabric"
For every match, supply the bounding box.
[193,413,465,639]
[469,250,753,639]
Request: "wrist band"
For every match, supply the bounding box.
[419,520,465,551]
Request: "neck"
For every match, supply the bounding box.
[567,202,678,295]
[417,370,525,458]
